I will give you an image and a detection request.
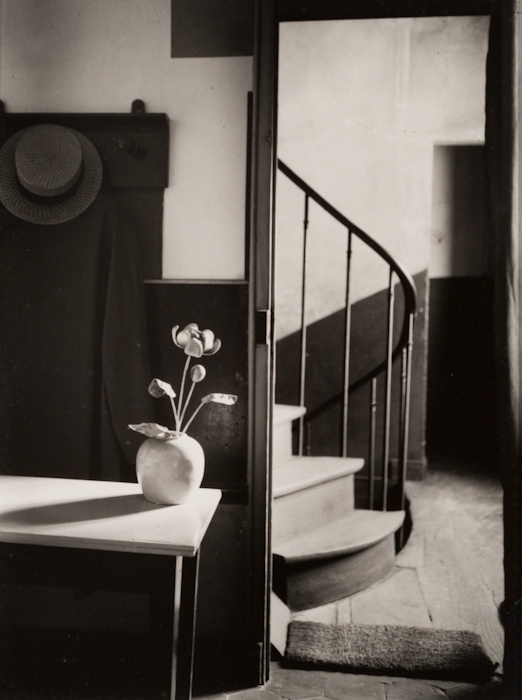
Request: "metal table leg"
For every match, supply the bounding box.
[171,553,200,700]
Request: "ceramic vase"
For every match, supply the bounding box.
[136,433,205,505]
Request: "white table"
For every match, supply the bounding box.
[0,475,221,699]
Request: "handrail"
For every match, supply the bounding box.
[278,159,417,391]
[277,159,417,382]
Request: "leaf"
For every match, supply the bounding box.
[128,422,177,439]
[148,378,176,398]
[201,393,238,405]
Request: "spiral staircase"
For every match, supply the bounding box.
[271,161,417,648]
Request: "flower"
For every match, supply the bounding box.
[172,323,221,356]
[128,323,237,439]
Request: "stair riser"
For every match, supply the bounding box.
[274,535,395,612]
[272,475,354,545]
[273,421,294,468]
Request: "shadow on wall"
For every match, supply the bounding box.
[275,270,428,495]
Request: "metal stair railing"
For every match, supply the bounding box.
[277,159,417,525]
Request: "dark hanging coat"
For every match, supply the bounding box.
[0,193,154,482]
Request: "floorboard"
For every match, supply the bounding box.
[350,566,432,628]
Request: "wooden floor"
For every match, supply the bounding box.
[294,461,504,672]
[195,460,506,699]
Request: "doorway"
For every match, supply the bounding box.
[271,10,504,677]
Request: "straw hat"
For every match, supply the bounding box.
[0,123,103,225]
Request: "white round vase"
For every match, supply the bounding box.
[136,433,205,505]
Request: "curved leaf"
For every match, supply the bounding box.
[128,422,178,439]
[201,393,238,405]
[148,378,176,399]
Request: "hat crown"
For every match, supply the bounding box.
[15,124,83,198]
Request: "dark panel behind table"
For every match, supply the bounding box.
[145,281,249,499]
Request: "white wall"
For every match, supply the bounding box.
[276,17,489,339]
[0,0,251,280]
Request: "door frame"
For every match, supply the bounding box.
[249,0,278,684]
[252,0,520,690]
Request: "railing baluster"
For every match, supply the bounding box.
[298,194,310,456]
[399,346,408,468]
[342,230,353,457]
[382,269,395,511]
[369,377,377,510]
[305,421,312,457]
[397,313,414,547]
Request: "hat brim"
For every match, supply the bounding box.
[0,126,103,225]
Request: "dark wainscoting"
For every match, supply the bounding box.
[144,281,255,690]
[427,276,496,468]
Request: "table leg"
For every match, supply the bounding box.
[171,553,200,700]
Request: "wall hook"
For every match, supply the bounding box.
[131,99,146,115]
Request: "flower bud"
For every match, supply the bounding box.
[190,364,206,383]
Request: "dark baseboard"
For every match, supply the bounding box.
[355,457,427,488]
[389,457,428,481]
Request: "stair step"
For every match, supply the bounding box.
[273,403,307,426]
[272,404,306,468]
[272,457,364,544]
[273,534,398,612]
[274,455,364,498]
[273,509,405,564]
[270,591,291,656]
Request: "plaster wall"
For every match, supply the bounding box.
[0,0,251,280]
[276,17,489,339]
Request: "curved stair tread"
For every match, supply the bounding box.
[273,509,405,563]
[273,455,365,498]
[273,403,307,426]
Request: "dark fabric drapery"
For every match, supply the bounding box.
[485,6,520,689]
[0,193,154,482]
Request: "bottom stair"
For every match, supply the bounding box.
[273,509,405,612]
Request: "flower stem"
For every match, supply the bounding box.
[177,355,191,429]
[183,401,204,434]
[179,382,195,431]
[169,395,180,435]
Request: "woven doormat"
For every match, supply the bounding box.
[285,621,496,683]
